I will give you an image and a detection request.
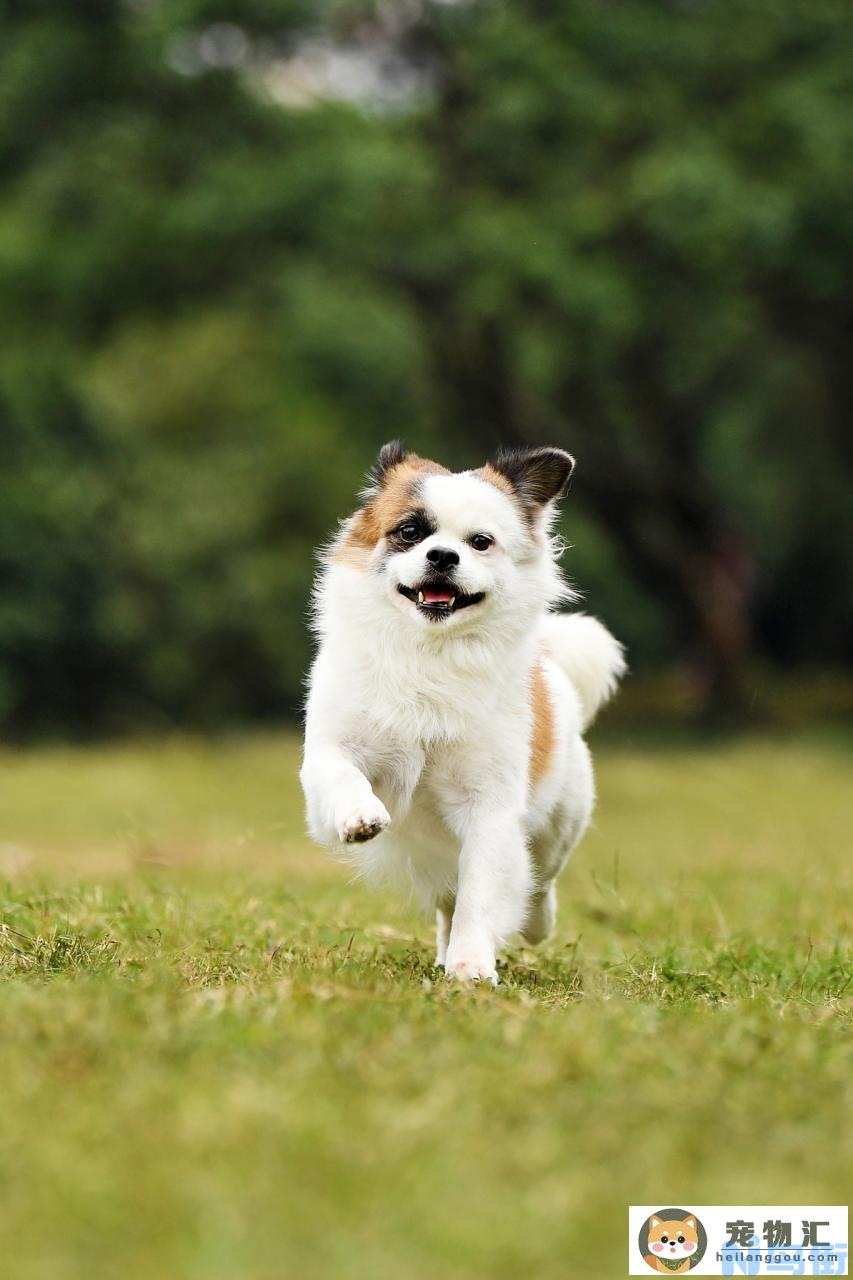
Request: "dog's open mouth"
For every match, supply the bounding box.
[397,578,485,620]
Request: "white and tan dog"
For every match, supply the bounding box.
[300,443,625,983]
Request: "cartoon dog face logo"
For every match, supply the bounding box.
[642,1212,704,1273]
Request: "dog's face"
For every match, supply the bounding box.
[331,442,574,634]
[647,1217,698,1264]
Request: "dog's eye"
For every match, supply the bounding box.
[678,1237,684,1244]
[397,522,422,544]
[469,533,494,552]
[661,1237,668,1244]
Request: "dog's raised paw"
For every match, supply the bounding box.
[337,800,390,844]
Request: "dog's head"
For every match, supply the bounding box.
[326,442,574,636]
[647,1217,698,1264]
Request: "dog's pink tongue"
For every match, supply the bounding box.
[423,588,453,604]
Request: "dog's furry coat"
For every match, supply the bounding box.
[300,443,625,982]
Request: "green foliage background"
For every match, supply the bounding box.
[1,0,852,733]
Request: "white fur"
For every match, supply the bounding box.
[300,468,624,983]
[539,612,627,730]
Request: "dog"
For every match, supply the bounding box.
[644,1216,699,1272]
[300,442,625,983]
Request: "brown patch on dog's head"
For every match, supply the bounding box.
[480,446,574,526]
[478,463,515,498]
[332,442,450,567]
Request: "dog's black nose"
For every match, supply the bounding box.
[426,546,460,572]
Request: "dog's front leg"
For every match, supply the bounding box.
[300,743,390,847]
[444,808,533,985]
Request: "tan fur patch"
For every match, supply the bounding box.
[530,661,555,788]
[477,463,515,497]
[477,463,543,542]
[332,453,449,567]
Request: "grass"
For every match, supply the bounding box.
[0,729,850,1279]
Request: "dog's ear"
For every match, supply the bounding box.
[369,440,408,488]
[684,1219,695,1231]
[649,1217,662,1230]
[490,446,575,516]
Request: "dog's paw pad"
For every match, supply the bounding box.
[337,801,390,845]
[345,818,385,843]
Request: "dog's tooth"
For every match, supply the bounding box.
[449,597,455,607]
[418,590,424,603]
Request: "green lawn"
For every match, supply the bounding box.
[0,730,850,1280]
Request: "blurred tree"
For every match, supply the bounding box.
[0,0,851,732]
[0,0,434,731]
[352,0,853,711]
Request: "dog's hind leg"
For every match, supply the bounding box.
[521,881,557,945]
[435,896,454,968]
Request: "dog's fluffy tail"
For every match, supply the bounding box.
[540,612,626,730]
